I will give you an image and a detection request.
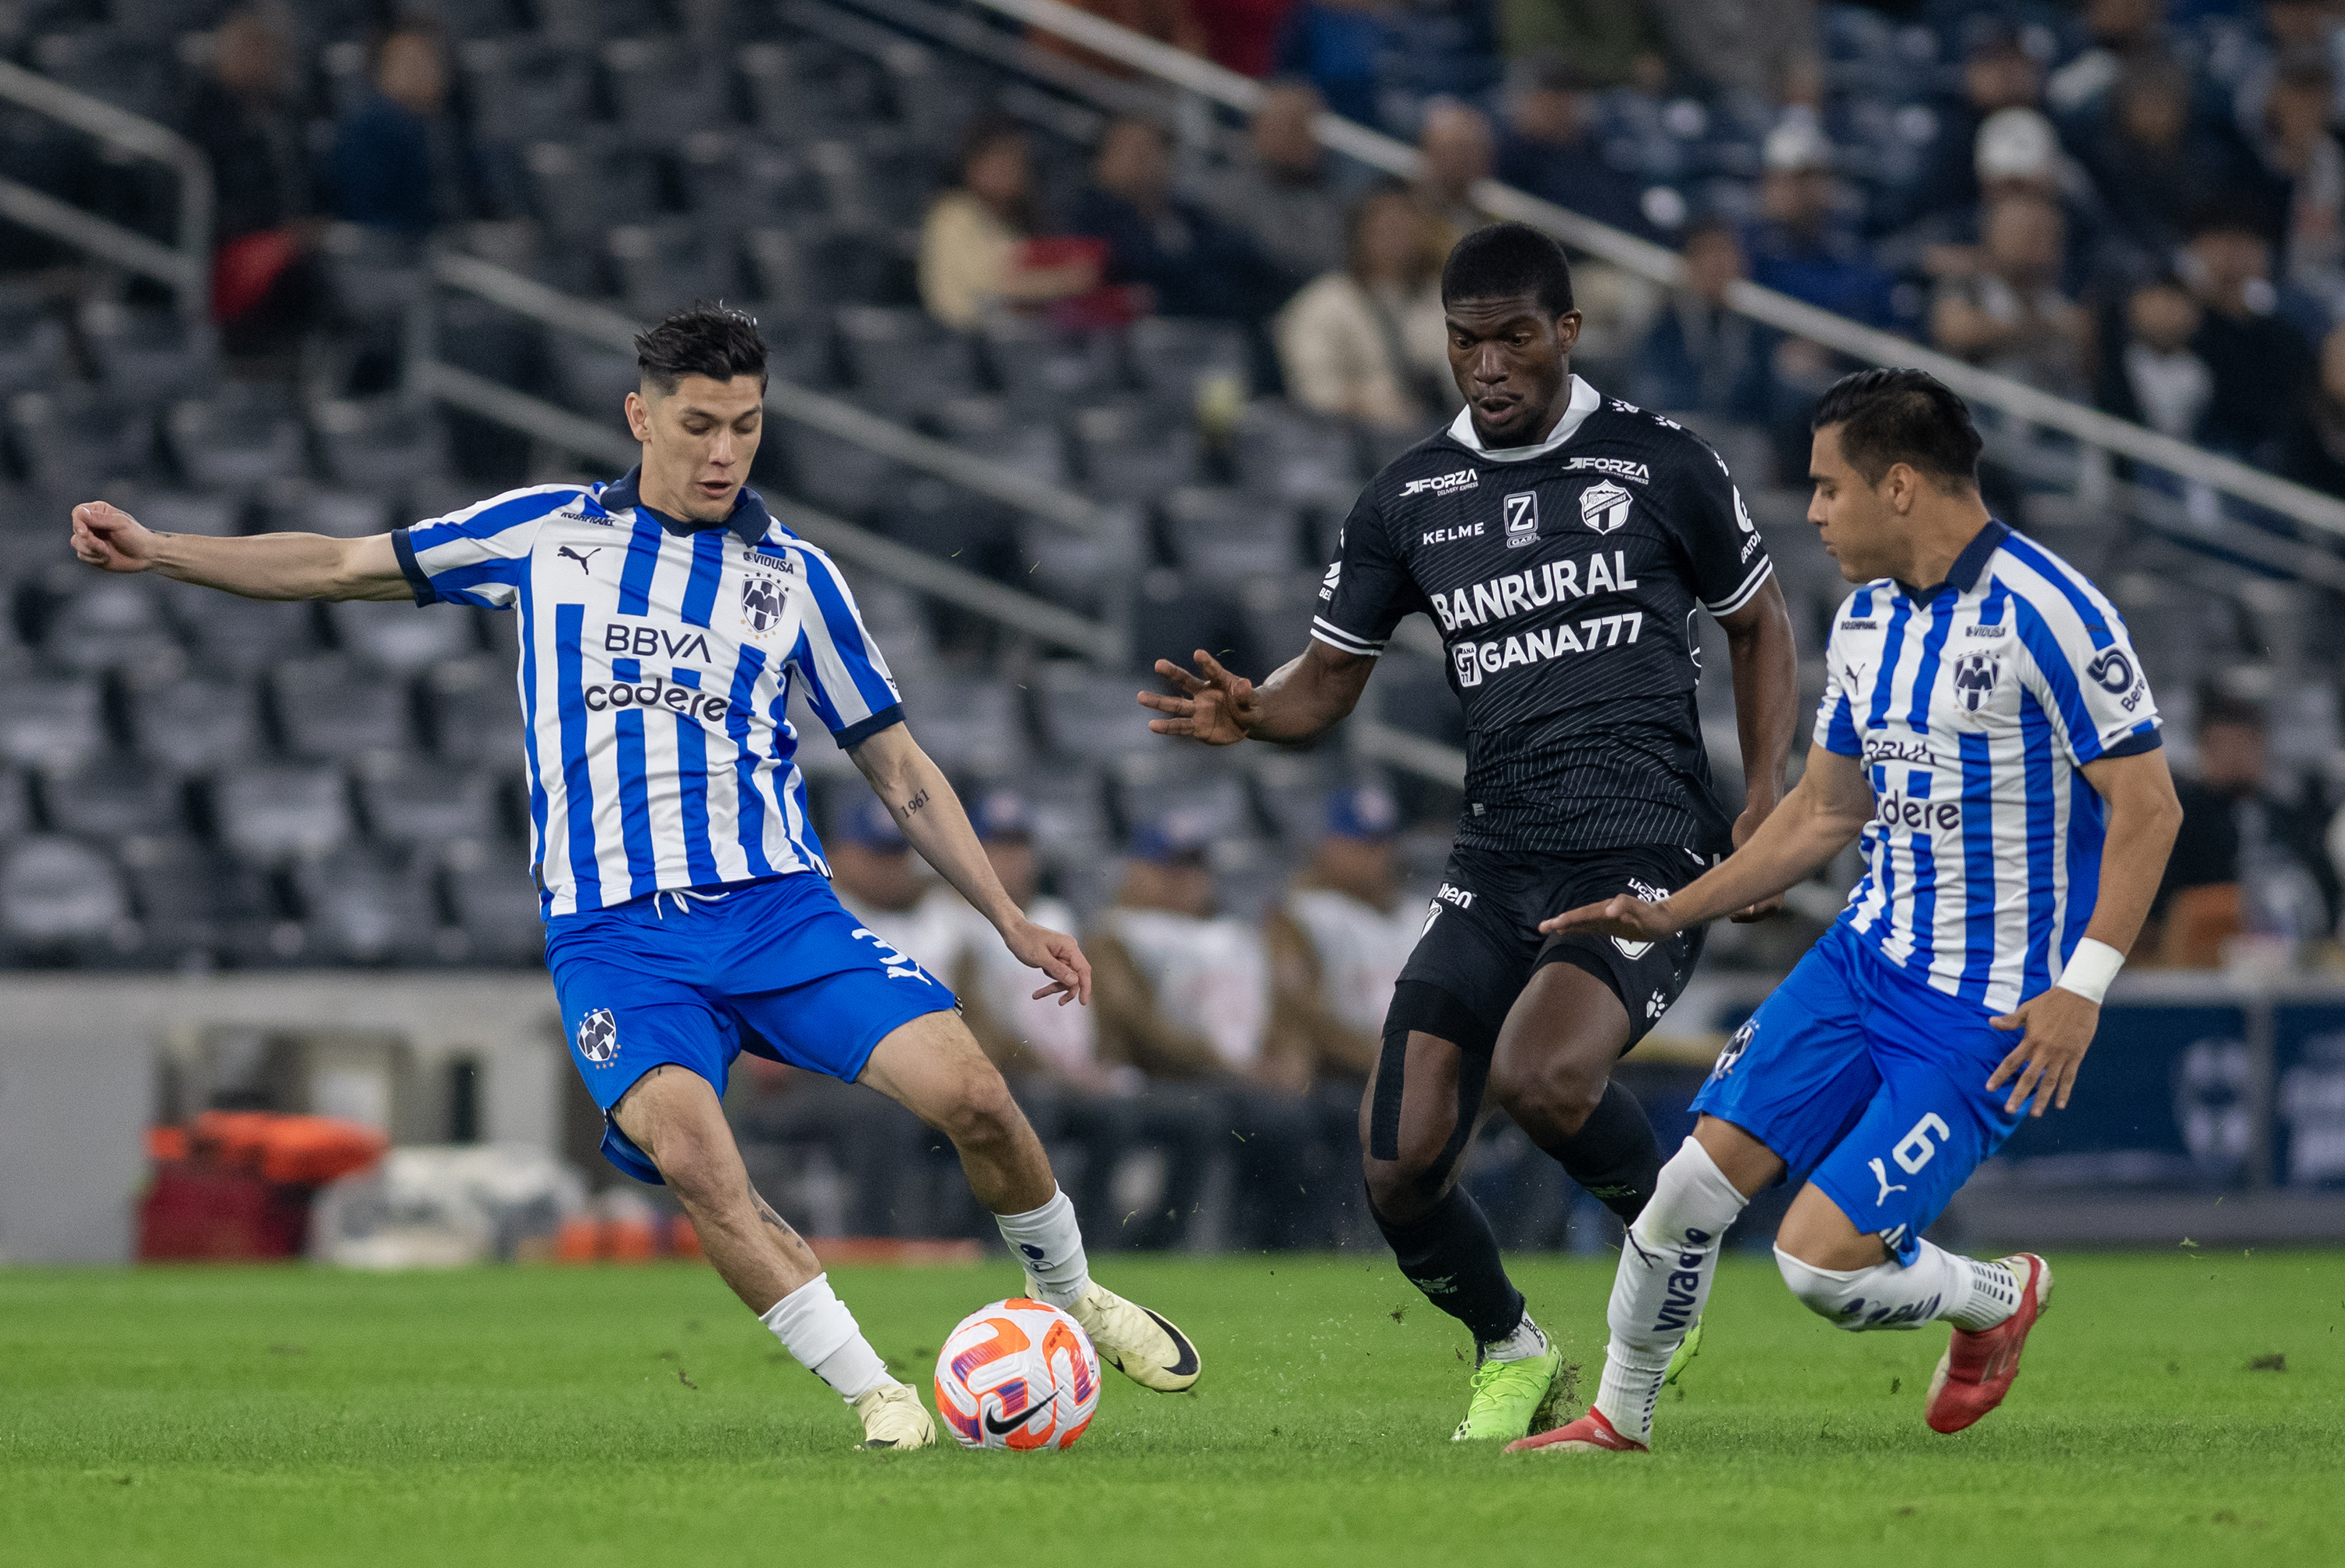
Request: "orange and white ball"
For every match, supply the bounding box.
[933,1298,1099,1451]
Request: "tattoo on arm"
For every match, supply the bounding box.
[754,1192,796,1238]
[900,787,931,818]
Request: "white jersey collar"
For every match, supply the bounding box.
[1446,374,1602,462]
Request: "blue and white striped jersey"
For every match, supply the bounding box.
[1815,520,2161,1015]
[393,468,903,918]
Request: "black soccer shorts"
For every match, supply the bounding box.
[1388,841,1715,1056]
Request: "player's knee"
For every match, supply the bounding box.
[931,1060,1022,1149]
[1489,1050,1605,1132]
[1361,1134,1455,1220]
[1774,1245,1879,1331]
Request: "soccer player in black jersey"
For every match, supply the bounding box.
[1141,223,1800,1441]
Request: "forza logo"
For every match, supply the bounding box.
[1401,468,1479,498]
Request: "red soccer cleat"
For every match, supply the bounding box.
[1926,1252,2054,1434]
[1505,1405,1651,1455]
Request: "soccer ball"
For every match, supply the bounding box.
[933,1298,1099,1451]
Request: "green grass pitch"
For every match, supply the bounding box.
[3,1250,2338,1566]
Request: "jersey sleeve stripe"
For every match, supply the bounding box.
[392,528,433,606]
[834,703,906,749]
[2101,725,2163,757]
[2010,597,2101,761]
[1702,555,1774,617]
[1309,617,1384,657]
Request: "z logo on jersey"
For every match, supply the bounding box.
[1503,492,1538,549]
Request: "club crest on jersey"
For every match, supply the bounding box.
[1579,480,1632,535]
[740,571,787,636]
[1953,652,2000,711]
[1502,491,1540,550]
[576,1008,618,1065]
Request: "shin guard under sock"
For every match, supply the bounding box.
[1372,1184,1526,1347]
[1535,1079,1663,1224]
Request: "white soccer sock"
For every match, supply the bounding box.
[1595,1137,1748,1445]
[1480,1312,1548,1363]
[993,1185,1091,1309]
[1774,1240,2017,1333]
[760,1273,890,1402]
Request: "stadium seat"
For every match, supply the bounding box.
[0,677,106,774]
[601,35,738,145]
[41,577,182,675]
[545,333,643,423]
[214,762,356,863]
[521,139,664,245]
[9,388,156,490]
[1035,665,1163,765]
[443,846,549,965]
[778,422,903,521]
[126,674,263,775]
[982,317,1121,417]
[456,38,598,148]
[120,488,242,539]
[173,593,324,689]
[271,656,416,763]
[114,830,282,967]
[0,834,131,961]
[424,655,526,767]
[80,303,216,403]
[1161,488,1301,588]
[166,390,306,492]
[1017,503,1144,616]
[1072,403,1199,503]
[356,756,503,850]
[836,306,980,417]
[41,752,185,842]
[1230,401,1362,505]
[1128,317,1251,411]
[933,396,1069,489]
[0,766,31,841]
[292,847,451,966]
[0,304,70,399]
[331,597,479,675]
[607,224,742,320]
[266,484,392,540]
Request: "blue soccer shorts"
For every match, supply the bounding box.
[1692,922,2025,1263]
[544,872,957,1184]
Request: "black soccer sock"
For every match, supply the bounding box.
[1371,1184,1526,1345]
[1534,1079,1663,1225]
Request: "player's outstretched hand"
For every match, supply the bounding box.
[70,501,157,574]
[1986,987,2098,1116]
[1538,893,1679,942]
[1138,650,1256,746]
[1006,918,1092,1007]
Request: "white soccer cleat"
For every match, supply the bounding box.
[852,1380,936,1450]
[1029,1276,1201,1393]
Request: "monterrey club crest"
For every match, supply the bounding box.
[1579,479,1632,535]
[576,1008,619,1065]
[1952,652,2000,712]
[740,570,786,636]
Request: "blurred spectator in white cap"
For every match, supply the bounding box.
[1742,116,1896,328]
[1878,107,2105,290]
[1929,192,2091,397]
[1088,811,1328,1249]
[1190,80,1352,294]
[1412,99,1496,253]
[948,789,1107,1087]
[1274,182,1452,431]
[918,115,1101,331]
[827,794,965,976]
[1266,784,1422,1087]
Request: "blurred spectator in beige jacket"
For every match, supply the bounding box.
[918,116,1101,330]
[1274,183,1452,430]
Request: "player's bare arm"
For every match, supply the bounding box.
[1717,573,1801,921]
[1139,639,1373,746]
[70,499,412,601]
[1540,746,1875,941]
[1986,747,2181,1115]
[848,722,1090,1005]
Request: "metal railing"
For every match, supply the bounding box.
[0,57,212,320]
[940,0,2345,575]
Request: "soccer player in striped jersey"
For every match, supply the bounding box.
[1513,369,2182,1455]
[66,304,1198,1451]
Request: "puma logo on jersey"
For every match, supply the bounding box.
[558,546,603,573]
[1869,1158,1909,1204]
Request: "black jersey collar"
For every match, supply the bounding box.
[600,466,772,546]
[1898,517,2009,603]
[1445,374,1602,461]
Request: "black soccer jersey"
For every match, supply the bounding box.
[1314,378,1775,856]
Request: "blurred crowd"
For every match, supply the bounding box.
[739,782,1426,1249]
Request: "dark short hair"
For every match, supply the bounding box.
[1441,221,1573,317]
[634,304,767,396]
[1810,367,1982,491]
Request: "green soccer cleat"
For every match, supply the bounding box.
[1664,1319,1703,1386]
[1452,1344,1566,1442]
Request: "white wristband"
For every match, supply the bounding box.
[2053,939,2124,1005]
